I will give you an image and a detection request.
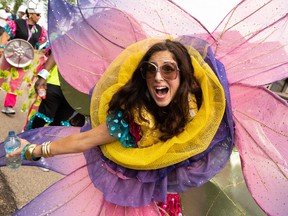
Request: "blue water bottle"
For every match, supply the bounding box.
[4,131,22,169]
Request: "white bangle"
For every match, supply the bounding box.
[38,69,50,80]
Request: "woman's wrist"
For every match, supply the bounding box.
[33,145,43,157]
[38,69,50,80]
[21,141,53,161]
[0,44,6,49]
[41,141,53,158]
[22,144,41,161]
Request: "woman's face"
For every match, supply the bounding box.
[145,50,180,107]
[30,13,41,23]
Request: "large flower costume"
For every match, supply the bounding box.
[0,0,287,215]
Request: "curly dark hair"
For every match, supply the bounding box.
[108,39,202,141]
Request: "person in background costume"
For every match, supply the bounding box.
[0,3,9,35]
[25,51,78,130]
[6,4,18,21]
[7,39,231,215]
[4,5,12,16]
[17,5,28,20]
[0,3,47,115]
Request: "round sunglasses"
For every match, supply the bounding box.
[140,61,179,80]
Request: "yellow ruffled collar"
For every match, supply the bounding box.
[91,37,225,170]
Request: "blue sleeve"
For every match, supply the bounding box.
[106,110,137,148]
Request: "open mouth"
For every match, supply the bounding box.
[155,87,169,96]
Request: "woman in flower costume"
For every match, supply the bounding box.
[0,1,48,115]
[1,0,287,215]
[6,37,233,215]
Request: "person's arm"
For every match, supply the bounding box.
[0,31,10,56]
[42,52,56,71]
[38,52,56,79]
[0,11,8,22]
[7,122,116,159]
[35,52,56,93]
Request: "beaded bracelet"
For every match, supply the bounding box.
[41,141,52,158]
[22,144,41,161]
[0,45,6,49]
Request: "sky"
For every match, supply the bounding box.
[172,0,242,31]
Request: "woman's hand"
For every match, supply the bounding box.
[0,32,10,57]
[34,77,47,94]
[0,47,4,57]
[6,138,30,158]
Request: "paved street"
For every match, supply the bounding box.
[0,89,62,215]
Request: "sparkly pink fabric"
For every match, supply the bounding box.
[231,84,288,216]
[157,194,183,216]
[7,20,16,36]
[17,159,161,215]
[38,27,48,44]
